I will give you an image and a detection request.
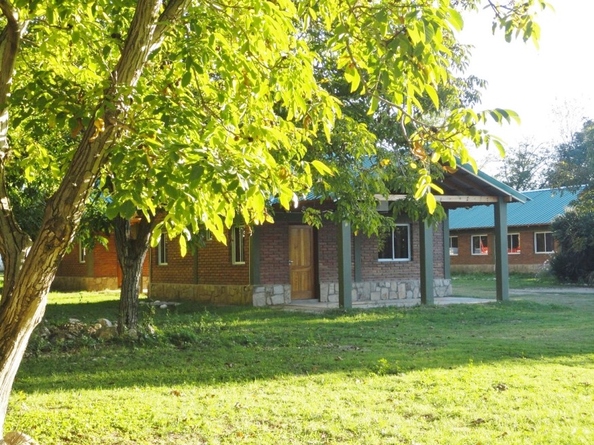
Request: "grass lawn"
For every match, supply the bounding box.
[450,272,563,299]
[5,280,594,444]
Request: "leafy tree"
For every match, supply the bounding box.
[546,120,594,193]
[495,141,552,191]
[550,209,594,284]
[0,0,547,438]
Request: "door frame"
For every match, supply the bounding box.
[288,224,318,300]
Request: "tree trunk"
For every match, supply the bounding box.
[114,214,154,334]
[0,0,182,436]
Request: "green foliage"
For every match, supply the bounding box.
[550,209,594,284]
[495,141,553,191]
[547,120,594,195]
[3,0,550,247]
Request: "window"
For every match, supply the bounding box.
[508,233,521,254]
[471,235,489,255]
[231,226,245,265]
[205,230,212,242]
[158,233,168,265]
[535,232,554,254]
[449,236,459,256]
[78,243,86,264]
[378,224,411,261]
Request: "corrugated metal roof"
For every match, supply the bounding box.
[449,187,581,230]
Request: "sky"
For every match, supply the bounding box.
[458,0,594,172]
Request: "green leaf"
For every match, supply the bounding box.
[311,159,334,176]
[425,84,439,110]
[367,95,379,116]
[179,235,187,257]
[426,192,436,214]
[447,8,464,32]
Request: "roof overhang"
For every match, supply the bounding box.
[376,162,529,210]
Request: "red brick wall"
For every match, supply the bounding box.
[197,230,250,284]
[92,235,119,278]
[259,221,290,284]
[359,222,445,281]
[450,225,554,269]
[150,235,195,284]
[57,243,89,277]
[57,233,150,280]
[256,220,445,284]
[149,219,447,288]
[433,223,445,278]
[318,223,340,282]
[150,229,250,285]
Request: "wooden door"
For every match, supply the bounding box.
[289,225,314,300]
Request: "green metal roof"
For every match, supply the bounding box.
[449,187,580,230]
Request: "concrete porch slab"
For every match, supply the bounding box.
[280,297,492,312]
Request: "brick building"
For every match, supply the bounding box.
[53,233,149,292]
[149,215,450,306]
[448,187,579,273]
[149,164,528,307]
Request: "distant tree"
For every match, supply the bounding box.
[546,120,594,193]
[550,209,594,284]
[495,141,552,191]
[545,121,594,283]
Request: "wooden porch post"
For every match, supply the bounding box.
[354,233,363,282]
[249,225,261,285]
[494,197,509,301]
[443,209,451,279]
[338,220,353,308]
[420,220,434,305]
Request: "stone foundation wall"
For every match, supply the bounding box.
[320,278,452,303]
[150,279,452,307]
[252,284,291,307]
[149,283,253,305]
[51,276,120,292]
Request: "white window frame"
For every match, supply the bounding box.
[534,231,554,254]
[378,224,411,262]
[471,234,489,256]
[158,232,168,265]
[231,226,246,265]
[78,243,86,264]
[449,236,459,256]
[507,233,521,254]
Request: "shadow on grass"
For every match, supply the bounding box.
[15,296,594,394]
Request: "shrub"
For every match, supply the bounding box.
[550,209,594,283]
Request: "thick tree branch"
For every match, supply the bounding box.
[0,0,170,434]
[150,0,191,53]
[0,2,31,302]
[0,0,19,108]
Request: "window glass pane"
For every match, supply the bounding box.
[545,232,554,252]
[232,226,245,264]
[378,225,410,260]
[394,225,409,259]
[449,236,458,255]
[536,232,554,253]
[158,233,167,265]
[378,232,393,259]
[472,235,488,255]
[508,234,520,253]
[79,243,86,263]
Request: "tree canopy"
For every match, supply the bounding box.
[546,120,594,195]
[495,141,552,191]
[0,0,549,439]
